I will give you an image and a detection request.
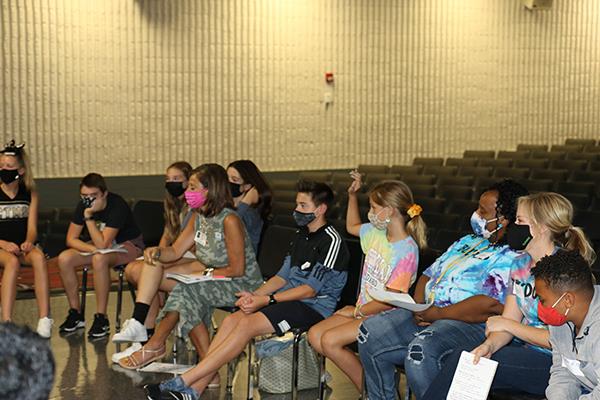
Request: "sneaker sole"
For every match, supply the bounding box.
[112,334,148,343]
[59,321,86,333]
[88,329,110,338]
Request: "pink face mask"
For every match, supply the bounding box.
[184,190,207,209]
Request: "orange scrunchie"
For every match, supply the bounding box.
[407,204,422,219]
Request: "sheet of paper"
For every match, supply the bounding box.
[79,245,127,256]
[165,272,232,284]
[367,287,432,312]
[138,362,193,375]
[446,351,498,400]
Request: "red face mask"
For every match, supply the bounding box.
[537,292,569,326]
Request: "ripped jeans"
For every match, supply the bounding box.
[357,308,486,400]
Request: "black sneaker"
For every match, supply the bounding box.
[88,313,110,338]
[59,309,85,333]
[159,391,196,400]
[143,384,161,400]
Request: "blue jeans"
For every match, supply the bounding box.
[358,308,486,400]
[422,342,552,399]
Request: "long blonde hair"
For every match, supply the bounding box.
[518,192,596,266]
[0,141,35,191]
[163,161,192,244]
[369,180,428,249]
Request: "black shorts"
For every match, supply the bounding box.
[259,301,324,336]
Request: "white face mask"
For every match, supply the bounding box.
[470,211,501,239]
[368,208,391,231]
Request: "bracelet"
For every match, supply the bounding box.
[354,304,365,319]
[84,216,94,221]
[357,304,367,319]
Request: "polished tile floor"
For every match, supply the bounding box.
[12,292,367,400]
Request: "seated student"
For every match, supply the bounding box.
[111,161,194,357]
[358,179,530,400]
[58,173,144,338]
[227,159,272,253]
[143,181,350,400]
[0,322,55,400]
[308,172,427,390]
[532,250,600,400]
[118,164,264,374]
[0,141,52,337]
[422,192,597,399]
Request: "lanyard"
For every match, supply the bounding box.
[427,238,491,303]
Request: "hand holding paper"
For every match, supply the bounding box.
[446,351,498,400]
[368,287,432,312]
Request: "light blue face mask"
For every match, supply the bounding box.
[470,211,501,239]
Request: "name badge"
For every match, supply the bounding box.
[473,251,493,260]
[195,231,208,246]
[300,261,311,270]
[561,356,585,377]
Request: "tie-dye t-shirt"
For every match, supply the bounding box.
[423,234,529,307]
[508,251,551,354]
[357,223,419,305]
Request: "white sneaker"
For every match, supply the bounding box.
[111,319,148,343]
[111,342,143,364]
[37,317,54,338]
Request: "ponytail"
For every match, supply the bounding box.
[564,226,597,267]
[406,215,428,250]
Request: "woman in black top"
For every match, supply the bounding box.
[0,141,52,338]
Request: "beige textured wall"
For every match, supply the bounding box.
[1,0,599,178]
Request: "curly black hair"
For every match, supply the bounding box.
[532,249,594,294]
[481,180,529,244]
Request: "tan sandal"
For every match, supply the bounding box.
[117,344,166,370]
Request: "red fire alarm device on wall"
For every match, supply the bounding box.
[325,72,334,83]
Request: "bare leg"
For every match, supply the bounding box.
[308,314,353,355]
[189,322,211,359]
[22,248,50,318]
[321,319,364,390]
[182,312,274,394]
[91,253,120,315]
[0,250,20,321]
[57,249,93,311]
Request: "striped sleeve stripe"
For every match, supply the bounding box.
[323,226,342,269]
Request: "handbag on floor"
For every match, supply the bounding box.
[256,333,320,394]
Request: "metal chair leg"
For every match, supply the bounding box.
[116,268,124,331]
[246,339,254,399]
[80,266,89,318]
[318,354,327,400]
[291,331,302,400]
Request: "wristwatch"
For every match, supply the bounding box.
[268,294,277,305]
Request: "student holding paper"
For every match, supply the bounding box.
[308,171,426,390]
[117,164,263,378]
[58,173,143,338]
[423,192,597,399]
[358,179,531,400]
[533,250,600,400]
[111,161,195,359]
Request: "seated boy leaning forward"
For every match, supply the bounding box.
[143,181,350,400]
[58,173,144,338]
[533,250,600,400]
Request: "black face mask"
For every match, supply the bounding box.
[507,223,533,251]
[0,169,19,184]
[165,182,186,198]
[81,196,95,209]
[229,182,243,198]
[293,210,316,227]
